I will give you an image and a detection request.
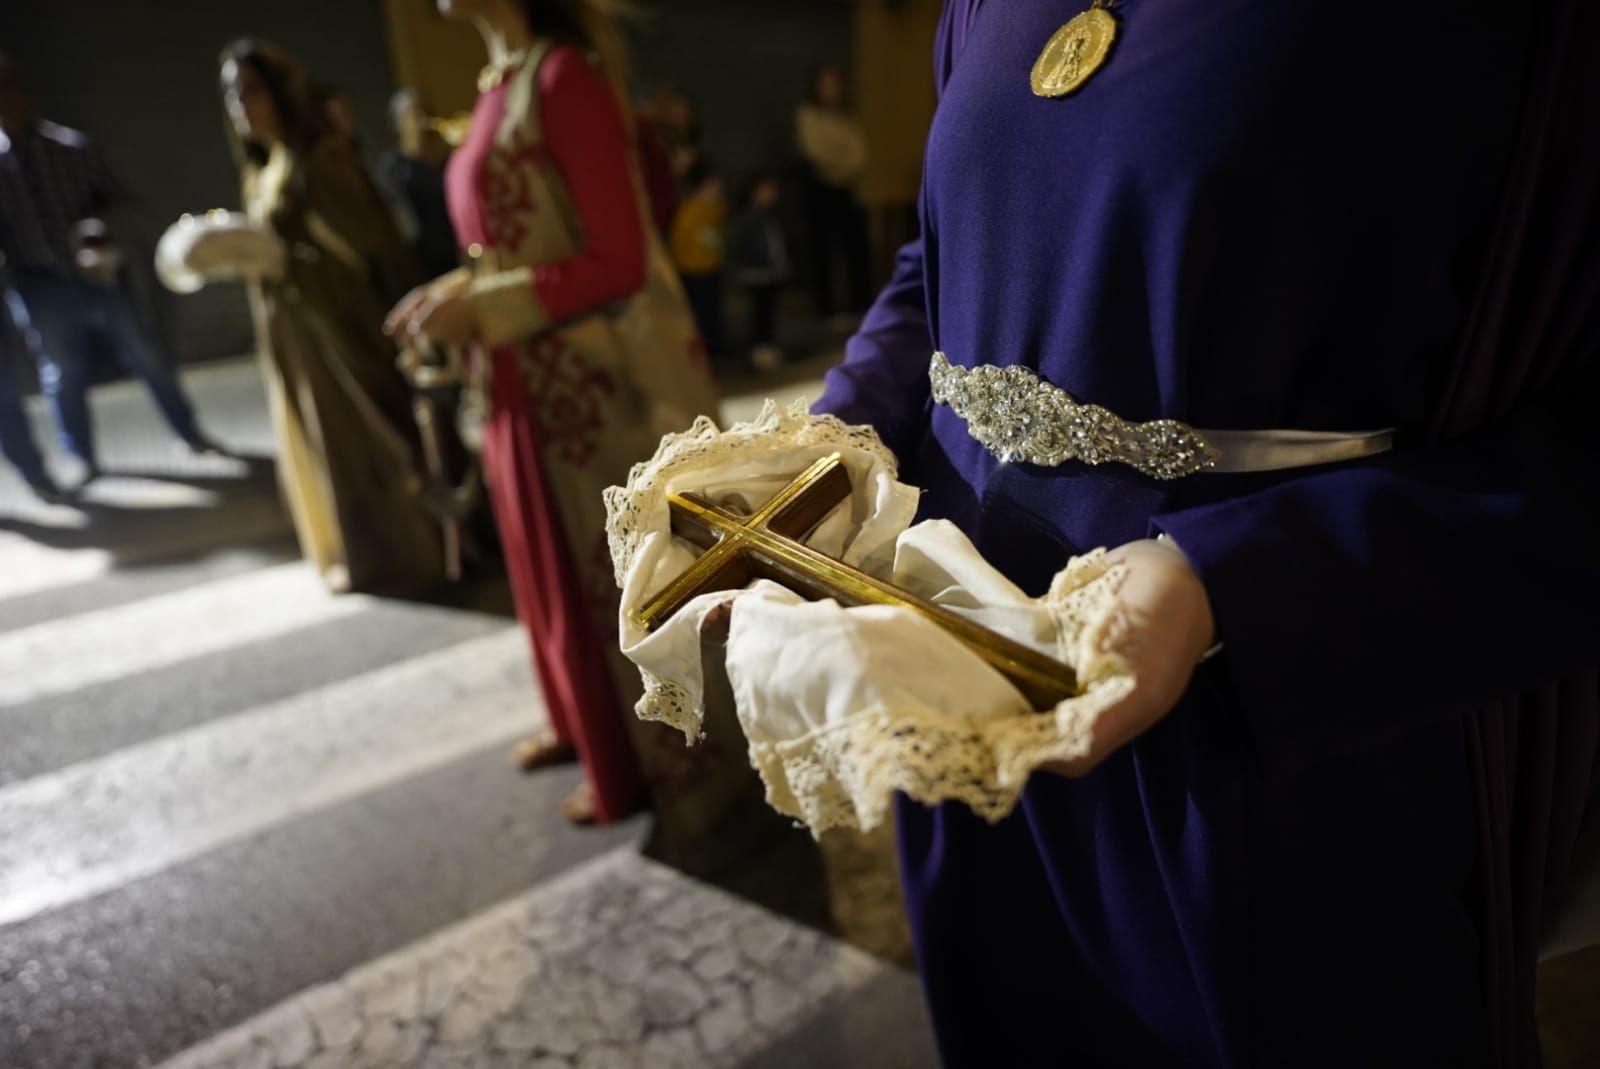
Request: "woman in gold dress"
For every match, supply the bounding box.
[220,39,442,593]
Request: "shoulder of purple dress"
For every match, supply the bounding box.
[935,0,983,90]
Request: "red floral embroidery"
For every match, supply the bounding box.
[479,132,547,257]
[516,333,616,467]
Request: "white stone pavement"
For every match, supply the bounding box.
[0,354,939,1068]
[158,847,902,1069]
[0,562,369,707]
[0,628,537,927]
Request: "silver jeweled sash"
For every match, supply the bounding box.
[929,352,1395,480]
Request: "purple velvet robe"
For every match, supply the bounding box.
[815,2,1600,1065]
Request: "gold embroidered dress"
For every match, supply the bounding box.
[246,138,442,593]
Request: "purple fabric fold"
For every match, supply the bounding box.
[1434,0,1600,1062]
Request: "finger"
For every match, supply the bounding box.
[699,601,734,646]
[383,297,416,335]
[407,294,444,340]
[384,287,429,335]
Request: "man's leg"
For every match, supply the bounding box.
[805,177,837,318]
[92,285,208,448]
[12,272,98,469]
[684,274,725,361]
[843,196,872,314]
[754,283,778,347]
[746,283,782,371]
[0,325,54,492]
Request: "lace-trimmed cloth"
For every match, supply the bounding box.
[604,404,1136,834]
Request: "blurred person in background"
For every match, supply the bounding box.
[795,61,869,325]
[670,157,726,364]
[317,84,362,149]
[378,89,461,281]
[322,82,434,279]
[631,96,677,238]
[220,39,441,595]
[0,274,60,501]
[387,0,721,827]
[640,84,700,193]
[0,51,218,485]
[730,168,789,371]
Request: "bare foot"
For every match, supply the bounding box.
[559,781,598,825]
[513,730,577,772]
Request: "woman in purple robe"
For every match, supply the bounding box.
[815,1,1600,1064]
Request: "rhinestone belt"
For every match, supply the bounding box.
[929,352,1395,480]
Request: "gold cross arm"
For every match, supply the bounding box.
[634,453,1080,710]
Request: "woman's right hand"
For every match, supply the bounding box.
[385,271,470,338]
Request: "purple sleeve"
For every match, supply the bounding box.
[1153,399,1600,772]
[811,0,968,462]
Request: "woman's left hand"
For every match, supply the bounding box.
[408,290,479,349]
[1042,537,1216,777]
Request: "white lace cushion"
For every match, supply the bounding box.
[604,403,1135,835]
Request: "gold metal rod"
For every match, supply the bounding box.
[743,453,846,525]
[635,537,747,627]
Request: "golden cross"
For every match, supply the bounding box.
[635,453,1080,709]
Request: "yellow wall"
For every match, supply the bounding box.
[853,0,942,207]
[383,0,487,117]
[384,0,943,202]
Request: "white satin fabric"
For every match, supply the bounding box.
[1202,427,1395,472]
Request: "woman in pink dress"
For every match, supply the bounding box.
[387,0,726,827]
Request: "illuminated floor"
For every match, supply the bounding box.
[0,358,932,1069]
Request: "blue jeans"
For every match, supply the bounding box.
[10,270,200,467]
[0,314,50,485]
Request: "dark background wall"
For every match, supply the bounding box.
[0,0,855,364]
[629,0,853,183]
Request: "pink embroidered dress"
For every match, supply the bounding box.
[445,43,722,825]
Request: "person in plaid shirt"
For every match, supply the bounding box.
[0,52,217,486]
